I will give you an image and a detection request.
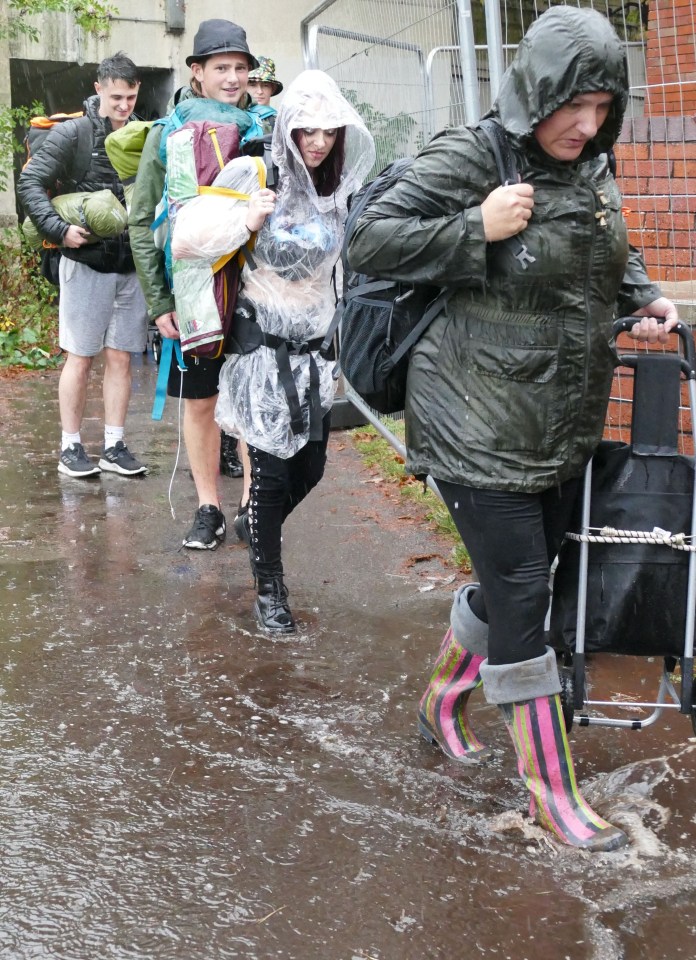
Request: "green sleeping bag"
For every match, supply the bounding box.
[21,189,128,249]
[104,120,154,182]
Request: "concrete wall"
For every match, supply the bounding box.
[0,0,320,225]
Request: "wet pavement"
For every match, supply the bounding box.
[1,352,695,960]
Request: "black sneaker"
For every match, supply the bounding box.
[220,432,244,478]
[99,441,148,476]
[58,443,101,478]
[183,505,226,550]
[233,501,251,545]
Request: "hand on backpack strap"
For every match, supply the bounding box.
[155,311,180,339]
[481,182,534,243]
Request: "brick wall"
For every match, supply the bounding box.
[615,117,696,283]
[645,0,696,115]
[611,2,695,450]
[612,1,696,284]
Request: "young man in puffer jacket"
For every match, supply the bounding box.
[18,52,149,479]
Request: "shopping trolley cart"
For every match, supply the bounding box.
[548,318,696,734]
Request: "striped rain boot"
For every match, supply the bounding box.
[500,693,628,851]
[418,628,486,760]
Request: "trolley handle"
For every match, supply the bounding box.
[613,317,696,377]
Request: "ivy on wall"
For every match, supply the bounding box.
[0,1,116,43]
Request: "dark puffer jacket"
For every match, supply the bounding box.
[17,94,136,273]
[348,6,662,493]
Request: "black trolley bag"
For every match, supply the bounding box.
[548,319,696,734]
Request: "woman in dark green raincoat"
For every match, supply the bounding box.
[348,5,679,851]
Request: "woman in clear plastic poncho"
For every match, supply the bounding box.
[173,69,375,633]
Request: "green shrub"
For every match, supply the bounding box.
[0,229,61,369]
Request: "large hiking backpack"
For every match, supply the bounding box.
[165,130,281,360]
[335,117,529,415]
[22,112,94,285]
[161,118,245,359]
[23,111,92,180]
[151,148,269,421]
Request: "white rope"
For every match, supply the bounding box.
[565,525,696,551]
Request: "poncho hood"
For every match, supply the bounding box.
[490,6,628,158]
[271,69,375,213]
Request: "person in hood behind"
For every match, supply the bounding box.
[129,20,263,550]
[172,70,375,633]
[348,6,678,852]
[18,52,149,480]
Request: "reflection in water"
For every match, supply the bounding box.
[0,366,695,958]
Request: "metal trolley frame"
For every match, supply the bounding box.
[557,319,696,735]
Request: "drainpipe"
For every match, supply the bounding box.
[483,0,506,101]
[455,0,480,123]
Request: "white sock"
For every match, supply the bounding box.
[62,431,81,451]
[104,425,124,450]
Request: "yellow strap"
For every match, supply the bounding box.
[253,155,267,190]
[208,128,225,170]
[235,157,268,270]
[210,157,268,273]
[212,251,235,272]
[198,185,251,200]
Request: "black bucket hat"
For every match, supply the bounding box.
[186,20,259,70]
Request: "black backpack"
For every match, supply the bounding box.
[241,134,279,191]
[22,114,94,286]
[332,117,529,415]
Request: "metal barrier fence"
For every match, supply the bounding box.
[301,2,647,170]
[301,0,696,455]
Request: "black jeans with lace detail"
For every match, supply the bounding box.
[247,413,331,579]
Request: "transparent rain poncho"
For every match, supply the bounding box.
[171,70,375,457]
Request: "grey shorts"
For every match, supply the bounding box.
[58,257,149,356]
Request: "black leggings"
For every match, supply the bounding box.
[436,477,582,666]
[247,414,331,579]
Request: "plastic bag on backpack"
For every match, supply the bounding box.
[171,156,262,262]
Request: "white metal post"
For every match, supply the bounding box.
[455,0,481,123]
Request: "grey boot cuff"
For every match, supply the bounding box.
[479,646,561,706]
[450,583,488,658]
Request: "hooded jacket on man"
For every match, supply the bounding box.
[18,94,137,273]
[348,6,662,493]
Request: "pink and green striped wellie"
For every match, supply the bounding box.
[418,626,487,760]
[500,694,628,851]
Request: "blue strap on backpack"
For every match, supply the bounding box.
[152,337,186,421]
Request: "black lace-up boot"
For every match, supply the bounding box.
[254,575,296,634]
[220,431,244,478]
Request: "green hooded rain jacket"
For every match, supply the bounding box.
[348,6,662,493]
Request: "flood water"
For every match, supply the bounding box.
[1,355,695,959]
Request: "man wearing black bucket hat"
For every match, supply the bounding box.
[185,19,259,72]
[130,21,265,550]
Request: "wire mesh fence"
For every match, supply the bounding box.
[302,0,696,455]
